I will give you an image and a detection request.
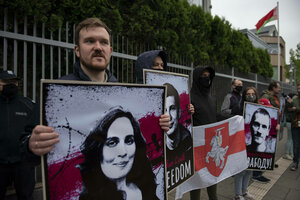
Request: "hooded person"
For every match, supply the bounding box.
[0,70,39,200]
[189,66,218,200]
[27,18,171,158]
[135,50,168,83]
[190,66,216,126]
[135,50,195,117]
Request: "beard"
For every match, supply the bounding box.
[80,57,107,72]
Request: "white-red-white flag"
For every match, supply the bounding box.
[176,116,247,199]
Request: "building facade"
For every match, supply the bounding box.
[250,25,286,82]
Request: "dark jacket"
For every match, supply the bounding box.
[221,91,242,118]
[0,94,38,164]
[190,66,217,126]
[135,50,168,83]
[287,95,300,127]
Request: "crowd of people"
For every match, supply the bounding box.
[1,17,299,200]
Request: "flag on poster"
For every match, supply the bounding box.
[175,116,247,199]
[256,6,278,33]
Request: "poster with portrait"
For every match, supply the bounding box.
[143,69,194,192]
[41,80,167,200]
[243,102,279,170]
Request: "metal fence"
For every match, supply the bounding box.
[0,11,296,102]
[0,10,192,101]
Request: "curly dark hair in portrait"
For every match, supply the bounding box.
[78,106,159,200]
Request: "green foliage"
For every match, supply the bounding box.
[289,43,300,83]
[0,0,274,77]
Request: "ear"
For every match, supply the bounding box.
[74,45,80,58]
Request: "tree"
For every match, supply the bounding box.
[288,43,300,84]
[0,0,274,77]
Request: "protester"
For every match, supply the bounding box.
[135,50,168,84]
[189,66,218,200]
[250,81,281,182]
[221,79,243,118]
[261,81,281,109]
[79,106,158,200]
[27,18,170,156]
[260,82,281,136]
[261,81,281,169]
[135,49,194,123]
[286,83,300,171]
[0,70,39,200]
[233,87,257,200]
[282,93,295,160]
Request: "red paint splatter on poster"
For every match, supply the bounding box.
[48,151,84,200]
[138,113,164,169]
[179,92,191,129]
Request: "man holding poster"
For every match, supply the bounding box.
[27,18,170,156]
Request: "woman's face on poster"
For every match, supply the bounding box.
[100,117,136,180]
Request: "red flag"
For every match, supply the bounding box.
[256,6,278,33]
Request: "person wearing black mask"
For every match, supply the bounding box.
[0,70,39,200]
[189,66,218,200]
[221,79,243,118]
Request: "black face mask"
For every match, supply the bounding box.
[1,84,18,98]
[199,77,210,88]
[235,86,243,93]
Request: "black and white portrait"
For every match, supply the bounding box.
[248,108,271,152]
[244,102,278,170]
[144,70,194,191]
[79,106,158,200]
[41,80,166,200]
